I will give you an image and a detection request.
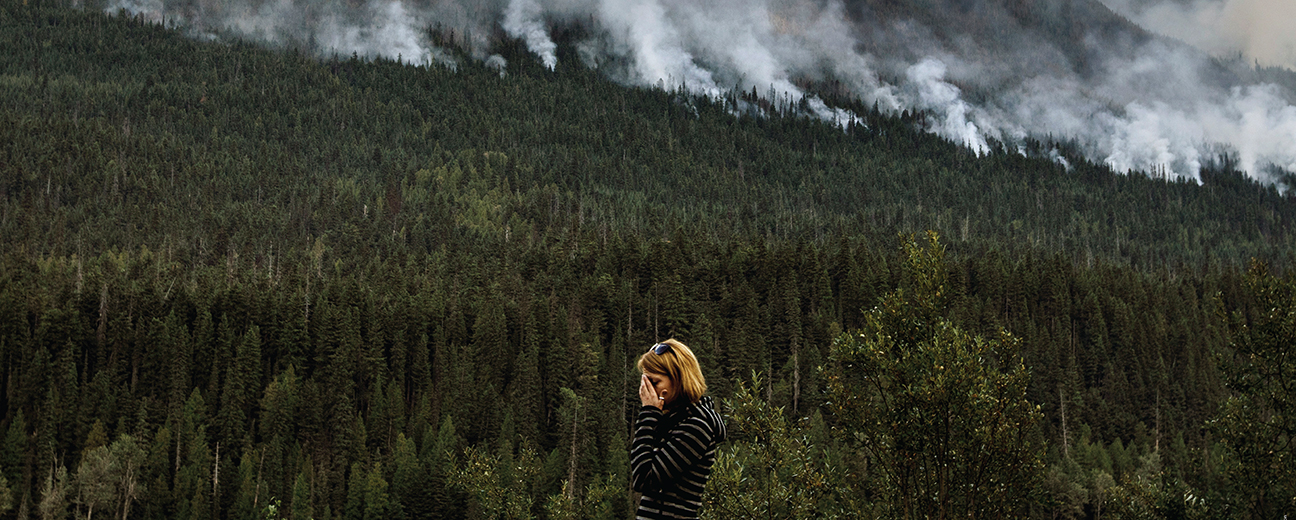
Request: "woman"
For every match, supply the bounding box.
[632,339,727,520]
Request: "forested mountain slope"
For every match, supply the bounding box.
[1,1,1294,518]
[4,0,1296,267]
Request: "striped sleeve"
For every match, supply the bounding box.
[630,405,717,493]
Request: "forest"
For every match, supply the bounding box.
[1,0,1295,518]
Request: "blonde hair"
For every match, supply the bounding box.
[637,339,707,404]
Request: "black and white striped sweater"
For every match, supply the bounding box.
[631,396,727,520]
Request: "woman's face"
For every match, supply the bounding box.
[645,371,676,405]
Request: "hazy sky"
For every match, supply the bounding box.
[1100,0,1296,70]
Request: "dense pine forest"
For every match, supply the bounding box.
[2,0,1295,518]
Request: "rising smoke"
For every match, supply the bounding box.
[1101,0,1296,71]
[107,0,1296,183]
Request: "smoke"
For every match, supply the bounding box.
[312,1,429,64]
[1101,0,1296,71]
[104,0,1296,182]
[905,58,989,154]
[602,1,715,93]
[503,0,556,69]
[981,37,1296,178]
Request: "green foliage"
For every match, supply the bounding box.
[1213,261,1296,517]
[703,374,857,519]
[261,497,284,520]
[542,475,622,520]
[828,232,1045,518]
[290,471,313,520]
[72,434,146,520]
[361,463,392,520]
[37,464,68,520]
[0,468,15,515]
[1098,451,1214,520]
[451,445,541,519]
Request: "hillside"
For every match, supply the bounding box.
[4,1,1295,268]
[1,1,1294,518]
[842,0,1157,76]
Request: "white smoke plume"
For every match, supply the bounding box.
[905,58,989,154]
[593,0,722,95]
[1101,0,1296,71]
[503,0,556,69]
[313,1,429,64]
[104,0,1296,182]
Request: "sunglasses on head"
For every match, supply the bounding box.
[649,342,672,355]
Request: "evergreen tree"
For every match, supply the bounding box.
[1,412,28,492]
[289,469,312,520]
[218,325,263,453]
[508,311,543,447]
[343,462,365,520]
[361,462,392,520]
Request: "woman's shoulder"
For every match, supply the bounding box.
[684,396,726,441]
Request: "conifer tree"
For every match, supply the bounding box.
[508,311,543,446]
[389,434,425,520]
[165,310,194,422]
[218,326,263,453]
[233,450,258,520]
[173,389,213,520]
[343,462,365,520]
[362,462,392,520]
[289,469,312,520]
[472,292,510,394]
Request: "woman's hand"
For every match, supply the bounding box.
[639,374,661,409]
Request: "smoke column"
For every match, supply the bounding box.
[503,0,557,69]
[106,0,1296,182]
[906,59,989,154]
